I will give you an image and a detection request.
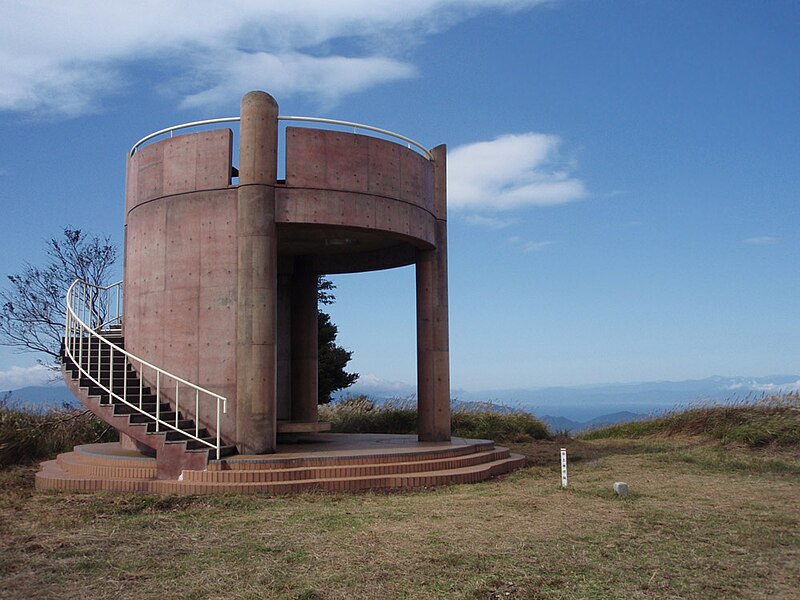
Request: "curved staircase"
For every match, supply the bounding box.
[60,329,235,478]
[56,280,232,479]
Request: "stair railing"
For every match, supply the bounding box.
[64,279,228,459]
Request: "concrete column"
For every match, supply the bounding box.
[291,257,319,423]
[276,273,292,421]
[236,91,279,454]
[416,145,451,441]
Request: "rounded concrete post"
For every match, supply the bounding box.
[417,144,451,441]
[236,91,279,454]
[276,273,292,421]
[291,257,319,423]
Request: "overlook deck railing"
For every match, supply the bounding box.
[129,115,433,160]
[64,279,228,459]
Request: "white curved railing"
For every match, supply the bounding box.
[64,279,228,459]
[130,115,434,160]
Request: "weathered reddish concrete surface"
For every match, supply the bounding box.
[278,127,437,270]
[123,91,451,457]
[290,257,318,423]
[416,145,451,441]
[236,91,279,454]
[124,129,237,442]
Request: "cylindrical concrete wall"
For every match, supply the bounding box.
[123,130,237,441]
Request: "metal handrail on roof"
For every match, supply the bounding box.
[130,116,433,160]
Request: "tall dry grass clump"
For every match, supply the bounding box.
[319,396,418,434]
[583,392,800,448]
[0,401,117,467]
[320,396,549,442]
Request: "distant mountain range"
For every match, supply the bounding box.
[6,374,799,427]
[339,374,800,422]
[1,385,78,412]
[538,411,649,434]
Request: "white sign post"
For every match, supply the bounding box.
[560,448,568,488]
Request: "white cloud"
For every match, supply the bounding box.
[447,133,587,211]
[726,379,800,393]
[0,365,54,390]
[347,374,416,397]
[464,214,516,229]
[743,236,777,246]
[179,52,416,110]
[0,0,549,116]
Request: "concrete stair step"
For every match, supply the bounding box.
[61,331,230,475]
[164,428,210,441]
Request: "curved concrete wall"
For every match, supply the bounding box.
[278,128,437,258]
[124,130,238,439]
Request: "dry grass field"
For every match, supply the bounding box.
[1,396,798,599]
[0,438,797,599]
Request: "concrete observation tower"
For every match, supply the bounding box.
[125,90,451,454]
[37,91,524,493]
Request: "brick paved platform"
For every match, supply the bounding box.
[35,434,526,494]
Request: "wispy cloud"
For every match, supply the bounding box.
[743,236,777,246]
[0,1,549,116]
[464,214,516,229]
[507,236,554,253]
[448,133,587,211]
[0,365,53,390]
[522,240,554,252]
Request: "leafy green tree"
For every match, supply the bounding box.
[317,277,358,403]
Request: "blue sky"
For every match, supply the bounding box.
[0,0,797,392]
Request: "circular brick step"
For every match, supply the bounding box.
[35,434,527,495]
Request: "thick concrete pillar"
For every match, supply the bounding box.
[236,91,279,454]
[291,257,319,423]
[416,144,451,441]
[276,273,292,421]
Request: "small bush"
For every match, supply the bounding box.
[582,393,800,448]
[321,395,549,442]
[0,401,118,467]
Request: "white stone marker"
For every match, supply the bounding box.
[560,448,568,488]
